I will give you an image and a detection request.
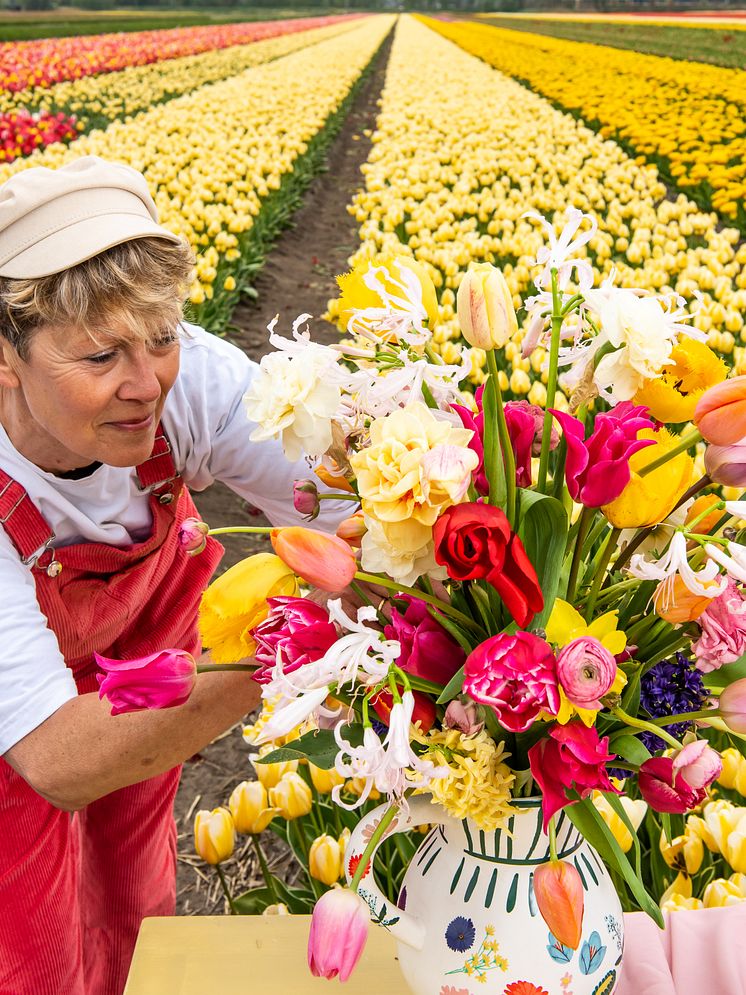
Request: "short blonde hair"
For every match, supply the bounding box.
[0,236,195,358]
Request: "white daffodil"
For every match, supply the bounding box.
[629,530,726,598]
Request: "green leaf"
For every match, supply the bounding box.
[608,733,651,767]
[603,791,643,880]
[566,797,664,927]
[233,880,315,915]
[426,607,476,656]
[437,663,466,704]
[481,374,507,507]
[256,727,360,770]
[703,651,746,690]
[517,489,568,628]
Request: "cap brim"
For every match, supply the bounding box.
[0,212,182,279]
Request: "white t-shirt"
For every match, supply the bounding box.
[0,322,346,755]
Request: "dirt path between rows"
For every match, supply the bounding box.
[173,30,391,915]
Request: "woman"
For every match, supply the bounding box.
[0,156,343,995]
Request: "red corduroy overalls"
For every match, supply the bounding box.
[0,429,223,995]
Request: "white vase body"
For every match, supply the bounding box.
[346,796,624,995]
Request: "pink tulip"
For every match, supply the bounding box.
[638,756,707,814]
[293,479,320,521]
[307,888,369,981]
[251,596,338,685]
[556,636,617,709]
[695,376,746,446]
[384,595,465,687]
[718,679,746,733]
[271,526,357,592]
[533,860,585,950]
[672,740,722,791]
[94,649,196,715]
[177,517,209,556]
[704,438,746,487]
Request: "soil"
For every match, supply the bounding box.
[173,34,390,915]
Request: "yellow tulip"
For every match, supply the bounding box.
[659,831,704,875]
[345,777,381,801]
[338,826,351,862]
[228,780,279,835]
[703,879,746,908]
[194,807,235,865]
[335,254,439,334]
[252,744,299,789]
[262,903,290,917]
[456,262,518,351]
[660,871,692,906]
[592,792,647,853]
[634,339,728,423]
[199,553,299,664]
[602,427,694,529]
[309,835,344,886]
[309,762,345,795]
[661,893,704,913]
[268,772,313,820]
[717,748,743,791]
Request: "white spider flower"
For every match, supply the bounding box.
[629,530,726,599]
[524,207,597,291]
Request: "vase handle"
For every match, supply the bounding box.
[345,794,449,951]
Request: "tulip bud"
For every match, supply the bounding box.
[95,648,196,715]
[228,780,279,835]
[178,517,210,555]
[293,480,320,521]
[457,263,518,351]
[703,878,746,908]
[592,792,647,853]
[638,756,707,814]
[308,888,369,981]
[685,494,724,536]
[661,893,704,913]
[705,439,746,487]
[271,527,357,592]
[370,687,436,734]
[194,807,235,865]
[660,871,692,907]
[719,680,746,734]
[338,827,351,860]
[336,512,366,548]
[695,376,746,446]
[533,859,585,950]
[262,903,289,916]
[309,835,344,886]
[269,772,313,820]
[309,762,345,795]
[252,744,299,789]
[720,748,746,790]
[443,699,484,736]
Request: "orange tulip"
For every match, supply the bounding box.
[271,527,357,592]
[685,494,723,537]
[336,512,367,548]
[653,574,715,624]
[533,859,585,950]
[694,376,746,446]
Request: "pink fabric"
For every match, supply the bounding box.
[619,906,746,994]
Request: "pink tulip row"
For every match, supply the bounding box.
[0,108,79,162]
[0,14,358,93]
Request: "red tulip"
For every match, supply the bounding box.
[533,860,585,950]
[370,687,436,734]
[271,526,357,592]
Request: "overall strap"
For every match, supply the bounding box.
[0,469,54,565]
[135,425,180,504]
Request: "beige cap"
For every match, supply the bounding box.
[0,155,182,279]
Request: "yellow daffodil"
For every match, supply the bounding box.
[634,339,728,423]
[602,427,694,529]
[199,553,299,664]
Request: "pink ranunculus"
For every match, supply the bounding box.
[251,596,338,685]
[550,402,655,507]
[463,632,559,733]
[308,887,369,981]
[528,722,620,831]
[556,636,617,709]
[443,698,484,736]
[693,578,746,672]
[384,595,466,687]
[638,756,708,814]
[94,649,196,715]
[177,516,209,556]
[672,740,722,791]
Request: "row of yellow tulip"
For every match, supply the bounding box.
[0,17,393,329]
[330,16,746,401]
[0,19,356,132]
[424,17,746,231]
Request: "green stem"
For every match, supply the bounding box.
[250,834,278,903]
[537,267,563,494]
[486,349,516,526]
[584,527,622,621]
[566,506,594,602]
[216,864,239,915]
[639,429,703,478]
[648,709,721,727]
[548,816,558,862]
[207,526,273,536]
[611,706,682,750]
[354,571,484,635]
[350,799,400,892]
[197,663,257,673]
[319,493,359,502]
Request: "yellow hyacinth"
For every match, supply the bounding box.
[634,339,728,423]
[199,553,299,664]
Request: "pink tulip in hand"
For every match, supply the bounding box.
[308,887,369,981]
[94,649,196,715]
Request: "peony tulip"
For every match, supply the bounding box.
[199,552,299,664]
[177,517,210,555]
[271,527,357,592]
[269,772,313,820]
[94,648,196,716]
[457,262,518,350]
[556,637,617,709]
[229,780,279,835]
[307,887,369,981]
[252,744,299,789]
[695,376,746,447]
[533,860,584,950]
[251,596,338,685]
[705,437,746,487]
[638,756,707,814]
[694,579,746,672]
[292,479,320,521]
[309,835,344,886]
[194,807,235,865]
[718,679,746,734]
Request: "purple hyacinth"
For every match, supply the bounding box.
[639,653,708,753]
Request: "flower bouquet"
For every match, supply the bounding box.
[190,209,746,993]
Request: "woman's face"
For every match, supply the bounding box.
[0,320,181,472]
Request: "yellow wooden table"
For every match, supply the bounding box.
[123,916,414,995]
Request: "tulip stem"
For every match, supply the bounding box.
[216,864,239,916]
[207,526,273,536]
[548,816,558,862]
[354,571,485,635]
[318,493,360,502]
[584,527,622,622]
[610,706,682,750]
[486,349,517,526]
[638,429,703,478]
[566,506,594,603]
[648,708,721,727]
[250,835,279,904]
[350,799,400,892]
[197,663,258,673]
[537,267,563,494]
